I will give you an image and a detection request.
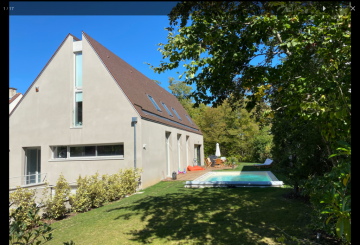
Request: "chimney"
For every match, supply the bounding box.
[9,88,17,98]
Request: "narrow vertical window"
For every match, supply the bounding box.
[74,52,82,127]
[75,53,82,88]
[75,92,83,126]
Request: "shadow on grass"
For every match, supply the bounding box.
[105,183,310,244]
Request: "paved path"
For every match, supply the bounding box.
[163,165,235,181]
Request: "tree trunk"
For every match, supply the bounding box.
[294,180,299,194]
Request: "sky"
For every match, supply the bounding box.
[10,15,184,95]
[9,2,282,100]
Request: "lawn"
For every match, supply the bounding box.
[45,166,313,245]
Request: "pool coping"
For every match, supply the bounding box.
[185,171,284,188]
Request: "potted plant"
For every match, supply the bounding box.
[229,156,238,169]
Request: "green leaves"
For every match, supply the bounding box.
[336,217,344,238]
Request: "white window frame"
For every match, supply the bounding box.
[50,143,124,161]
[73,51,83,127]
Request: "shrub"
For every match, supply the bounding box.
[9,204,54,245]
[119,168,142,195]
[41,173,71,219]
[227,156,239,167]
[88,171,106,208]
[70,168,142,213]
[69,175,92,213]
[102,173,122,202]
[9,187,39,227]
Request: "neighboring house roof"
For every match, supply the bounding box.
[9,93,22,104]
[83,31,202,135]
[9,33,80,117]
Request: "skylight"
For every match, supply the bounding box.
[185,114,194,125]
[161,101,173,117]
[171,107,182,121]
[147,94,161,112]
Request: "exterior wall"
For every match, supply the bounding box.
[9,34,142,187]
[141,119,204,188]
[9,94,23,114]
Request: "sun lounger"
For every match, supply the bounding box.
[254,159,273,169]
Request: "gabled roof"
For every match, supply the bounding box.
[83,31,202,135]
[9,93,22,104]
[9,33,80,117]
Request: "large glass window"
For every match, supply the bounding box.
[70,146,95,157]
[147,94,162,112]
[97,145,124,156]
[75,92,82,126]
[75,53,82,87]
[53,144,124,159]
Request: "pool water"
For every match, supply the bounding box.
[202,172,272,182]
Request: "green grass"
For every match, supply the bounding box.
[46,168,312,245]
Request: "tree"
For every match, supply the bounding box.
[153,1,351,241]
[148,1,351,142]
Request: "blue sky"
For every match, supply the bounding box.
[10,12,282,100]
[10,15,185,95]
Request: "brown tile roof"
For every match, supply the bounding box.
[9,93,22,104]
[83,31,202,135]
[9,33,80,117]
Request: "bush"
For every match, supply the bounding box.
[9,187,39,227]
[41,173,71,219]
[102,173,122,202]
[9,204,54,245]
[119,168,142,195]
[70,168,143,213]
[69,175,92,213]
[89,172,106,208]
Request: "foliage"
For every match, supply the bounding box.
[271,111,332,193]
[303,142,351,243]
[149,2,351,141]
[167,76,271,161]
[251,125,273,163]
[9,187,39,227]
[155,2,351,241]
[41,174,71,219]
[152,79,161,85]
[70,168,143,213]
[9,204,54,245]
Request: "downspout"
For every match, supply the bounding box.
[132,117,138,169]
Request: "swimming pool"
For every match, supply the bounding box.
[185,171,283,188]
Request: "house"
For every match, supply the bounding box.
[9,88,23,114]
[9,32,204,191]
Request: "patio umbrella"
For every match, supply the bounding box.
[215,143,221,157]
